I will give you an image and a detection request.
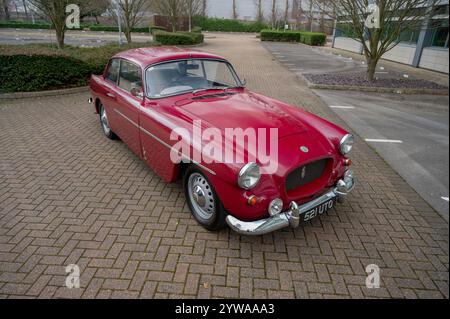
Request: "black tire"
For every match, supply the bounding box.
[183,165,227,231]
[99,103,117,140]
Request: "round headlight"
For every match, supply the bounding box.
[269,198,283,216]
[340,134,354,155]
[238,162,261,190]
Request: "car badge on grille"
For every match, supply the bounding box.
[301,166,307,179]
[300,146,309,153]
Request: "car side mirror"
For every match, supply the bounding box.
[130,87,144,99]
[241,78,247,87]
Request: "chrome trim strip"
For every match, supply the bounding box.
[113,108,216,176]
[113,108,139,128]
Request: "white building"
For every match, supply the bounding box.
[332,1,449,74]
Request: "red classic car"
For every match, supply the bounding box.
[89,47,355,235]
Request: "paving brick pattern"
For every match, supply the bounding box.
[0,33,448,299]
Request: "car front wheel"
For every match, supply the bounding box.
[183,166,227,231]
[99,103,116,140]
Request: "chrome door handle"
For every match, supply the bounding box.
[106,92,116,98]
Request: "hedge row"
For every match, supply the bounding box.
[0,22,151,33]
[0,22,52,29]
[0,55,93,93]
[89,25,150,33]
[193,16,267,32]
[260,30,327,46]
[0,43,156,93]
[153,31,204,45]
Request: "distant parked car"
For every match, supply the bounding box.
[89,47,355,235]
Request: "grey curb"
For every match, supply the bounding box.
[0,86,89,100]
[296,73,449,96]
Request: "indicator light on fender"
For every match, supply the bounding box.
[247,195,258,206]
[344,159,353,166]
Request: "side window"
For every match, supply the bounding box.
[118,60,142,93]
[105,59,120,84]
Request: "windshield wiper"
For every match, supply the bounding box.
[192,86,229,95]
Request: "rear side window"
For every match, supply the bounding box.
[105,59,120,83]
[119,60,142,92]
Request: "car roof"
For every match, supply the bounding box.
[112,47,227,68]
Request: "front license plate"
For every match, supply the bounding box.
[302,199,335,222]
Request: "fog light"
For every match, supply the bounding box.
[247,195,258,206]
[268,198,283,216]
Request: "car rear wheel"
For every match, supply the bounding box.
[183,165,227,231]
[99,103,116,140]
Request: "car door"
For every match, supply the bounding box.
[102,58,121,134]
[114,59,143,157]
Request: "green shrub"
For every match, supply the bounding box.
[0,42,158,92]
[0,22,52,29]
[191,26,202,33]
[180,31,204,44]
[150,26,167,34]
[89,25,150,33]
[193,16,268,32]
[300,32,327,46]
[154,31,204,45]
[260,29,326,46]
[0,55,93,93]
[260,29,301,42]
[0,21,88,30]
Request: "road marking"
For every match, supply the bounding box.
[365,139,403,143]
[330,105,355,109]
[442,197,449,202]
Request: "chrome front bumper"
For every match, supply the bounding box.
[226,172,355,236]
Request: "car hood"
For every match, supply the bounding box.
[174,91,308,138]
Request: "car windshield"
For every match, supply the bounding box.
[145,59,242,98]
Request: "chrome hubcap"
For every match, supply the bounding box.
[188,173,215,221]
[100,106,111,134]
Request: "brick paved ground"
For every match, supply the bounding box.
[0,33,448,299]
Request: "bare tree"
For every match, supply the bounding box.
[201,0,206,16]
[22,0,29,21]
[291,0,303,27]
[1,0,11,20]
[153,0,187,32]
[186,0,203,31]
[232,0,237,19]
[284,0,289,24]
[115,0,149,43]
[325,0,437,82]
[270,0,278,28]
[254,0,263,22]
[79,0,109,24]
[306,0,315,31]
[29,0,71,48]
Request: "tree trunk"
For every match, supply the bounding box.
[202,0,207,16]
[55,27,65,49]
[366,57,378,82]
[232,0,237,19]
[124,28,132,43]
[22,0,28,21]
[3,1,10,20]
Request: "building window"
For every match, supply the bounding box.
[426,4,449,48]
[399,28,421,45]
[427,19,449,48]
